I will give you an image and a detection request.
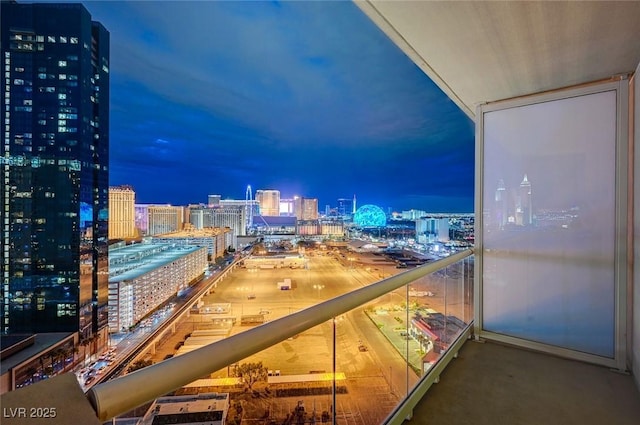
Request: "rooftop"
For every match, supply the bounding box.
[1,333,73,375]
[109,243,205,282]
[155,228,230,238]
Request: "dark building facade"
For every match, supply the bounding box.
[1,2,109,338]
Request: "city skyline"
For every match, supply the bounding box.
[60,0,474,212]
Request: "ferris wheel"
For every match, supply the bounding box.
[245,184,253,232]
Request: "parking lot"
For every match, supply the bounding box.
[141,247,471,423]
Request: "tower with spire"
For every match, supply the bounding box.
[517,174,532,226]
[495,179,508,229]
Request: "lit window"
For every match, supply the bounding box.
[17,42,33,51]
[58,60,67,67]
[70,37,78,44]
[58,94,66,100]
[59,36,67,43]
[59,74,66,80]
[36,36,44,42]
[47,36,56,43]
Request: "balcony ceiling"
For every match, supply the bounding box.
[356,1,640,118]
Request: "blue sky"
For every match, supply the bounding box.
[82,0,474,212]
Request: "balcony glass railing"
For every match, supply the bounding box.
[88,249,474,424]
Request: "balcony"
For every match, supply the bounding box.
[407,339,640,425]
[2,247,638,424]
[2,2,640,424]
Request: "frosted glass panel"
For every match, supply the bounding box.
[481,90,617,358]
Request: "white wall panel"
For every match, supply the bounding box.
[477,82,627,364]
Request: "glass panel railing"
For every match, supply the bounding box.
[89,250,473,424]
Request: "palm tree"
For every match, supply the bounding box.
[127,359,153,373]
[87,334,98,359]
[51,348,64,373]
[58,345,73,371]
[47,350,57,373]
[71,345,80,368]
[22,366,38,387]
[79,338,89,365]
[38,355,46,381]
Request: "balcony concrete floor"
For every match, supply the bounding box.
[406,340,640,425]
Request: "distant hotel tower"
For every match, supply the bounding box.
[148,205,184,235]
[336,197,354,218]
[294,196,319,220]
[1,2,110,336]
[494,179,508,229]
[256,189,280,216]
[109,186,136,239]
[516,174,533,226]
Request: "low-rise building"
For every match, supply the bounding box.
[138,392,229,425]
[108,243,207,332]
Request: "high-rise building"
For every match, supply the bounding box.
[255,189,280,216]
[516,174,532,226]
[494,179,508,229]
[1,2,109,336]
[109,186,136,239]
[189,204,245,239]
[220,198,258,233]
[337,198,354,217]
[416,218,450,243]
[147,205,184,235]
[293,196,318,220]
[134,204,153,236]
[279,198,295,216]
[301,197,318,220]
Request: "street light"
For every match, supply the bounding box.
[312,284,324,299]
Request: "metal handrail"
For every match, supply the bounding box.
[88,249,473,421]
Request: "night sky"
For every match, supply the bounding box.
[79,1,475,212]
